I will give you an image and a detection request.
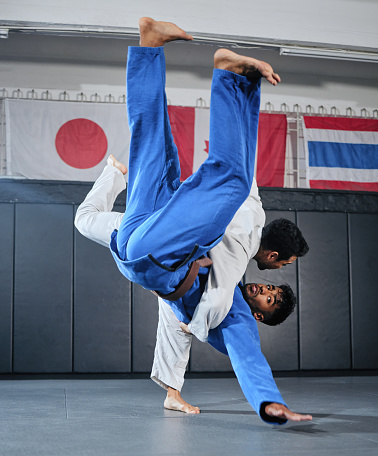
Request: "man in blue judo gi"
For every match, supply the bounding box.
[107,18,293,297]
[75,17,311,424]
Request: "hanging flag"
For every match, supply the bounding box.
[303,116,378,192]
[165,106,211,179]
[5,99,129,181]
[256,113,287,187]
[192,108,287,187]
[167,105,195,181]
[193,107,210,174]
[5,99,287,187]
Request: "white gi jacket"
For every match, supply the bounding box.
[187,178,265,342]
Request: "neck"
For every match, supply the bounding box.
[253,245,265,263]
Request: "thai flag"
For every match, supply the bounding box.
[303,116,378,192]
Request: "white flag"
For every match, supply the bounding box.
[5,99,130,182]
[193,107,210,173]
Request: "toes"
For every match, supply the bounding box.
[266,72,281,86]
[184,406,200,414]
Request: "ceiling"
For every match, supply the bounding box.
[1,31,378,83]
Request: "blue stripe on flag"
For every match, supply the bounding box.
[308,142,378,169]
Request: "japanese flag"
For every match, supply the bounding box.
[5,99,130,182]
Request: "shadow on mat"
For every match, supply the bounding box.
[199,398,256,415]
[279,412,378,436]
[200,410,257,415]
[198,398,248,408]
[197,398,378,435]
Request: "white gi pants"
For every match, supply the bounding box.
[75,163,189,391]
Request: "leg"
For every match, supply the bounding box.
[74,156,127,247]
[151,298,200,414]
[125,49,265,267]
[115,20,192,259]
[110,19,280,296]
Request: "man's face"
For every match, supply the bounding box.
[242,283,283,321]
[256,254,297,270]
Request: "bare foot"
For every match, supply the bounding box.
[164,387,200,414]
[180,322,192,335]
[139,17,193,47]
[107,155,127,175]
[214,48,281,86]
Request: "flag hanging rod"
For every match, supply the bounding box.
[1,88,377,119]
[1,21,378,59]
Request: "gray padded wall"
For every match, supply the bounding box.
[1,179,377,375]
[349,214,378,369]
[132,284,158,372]
[0,204,14,373]
[74,206,131,373]
[298,212,351,370]
[244,211,299,371]
[13,204,73,373]
[190,338,232,372]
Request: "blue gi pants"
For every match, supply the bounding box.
[110,46,261,295]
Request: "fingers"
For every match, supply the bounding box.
[179,322,192,335]
[286,412,313,422]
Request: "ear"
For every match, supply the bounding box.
[267,251,279,261]
[253,312,264,322]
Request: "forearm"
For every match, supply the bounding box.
[207,297,287,425]
[188,243,248,342]
[223,327,287,425]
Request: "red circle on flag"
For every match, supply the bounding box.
[55,118,108,169]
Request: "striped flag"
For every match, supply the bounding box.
[303,116,378,192]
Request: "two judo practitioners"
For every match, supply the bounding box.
[75,17,311,424]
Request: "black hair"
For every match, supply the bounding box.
[260,218,309,261]
[263,284,296,326]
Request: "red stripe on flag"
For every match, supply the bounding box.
[303,116,378,131]
[256,113,287,187]
[168,106,195,181]
[310,180,378,192]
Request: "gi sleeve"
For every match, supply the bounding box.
[208,288,288,425]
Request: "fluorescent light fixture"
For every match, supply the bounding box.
[280,46,378,63]
[0,29,9,39]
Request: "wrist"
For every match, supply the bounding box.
[260,402,288,425]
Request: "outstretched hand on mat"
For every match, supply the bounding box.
[264,403,312,422]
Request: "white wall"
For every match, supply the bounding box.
[0,11,377,187]
[1,0,378,50]
[0,34,377,115]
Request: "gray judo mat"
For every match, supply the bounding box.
[0,375,377,456]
